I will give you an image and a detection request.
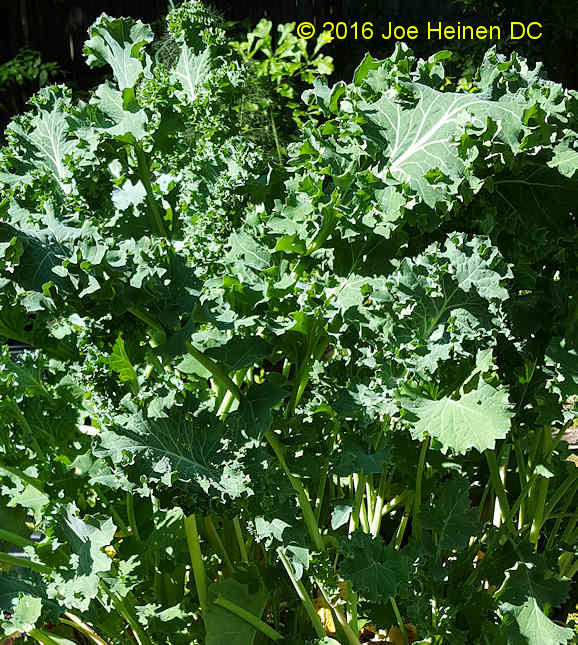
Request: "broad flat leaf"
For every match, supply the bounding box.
[107,334,137,386]
[206,336,272,371]
[340,532,408,602]
[10,485,50,523]
[97,402,251,499]
[46,504,116,612]
[84,15,153,90]
[92,82,148,139]
[544,337,578,400]
[1,594,42,635]
[421,478,480,551]
[499,561,570,610]
[548,140,578,178]
[234,381,288,439]
[501,598,573,645]
[335,437,391,476]
[360,83,525,207]
[173,45,211,102]
[205,565,267,645]
[112,179,147,211]
[406,380,512,454]
[5,90,76,182]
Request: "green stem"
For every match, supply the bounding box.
[393,511,410,550]
[277,548,325,639]
[61,613,112,645]
[134,143,167,237]
[126,492,141,541]
[349,472,367,534]
[186,341,241,400]
[529,428,552,548]
[96,487,131,537]
[0,528,36,549]
[345,581,358,632]
[485,449,513,533]
[540,477,578,543]
[390,597,410,645]
[128,307,167,340]
[270,108,283,165]
[233,517,248,563]
[316,581,360,645]
[184,514,207,612]
[265,431,324,551]
[205,515,234,575]
[214,595,283,641]
[101,581,153,645]
[413,437,430,540]
[371,471,391,537]
[29,630,63,645]
[314,461,329,523]
[382,491,412,518]
[0,552,51,575]
[0,461,43,489]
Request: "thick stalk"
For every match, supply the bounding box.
[0,552,51,574]
[125,492,141,541]
[133,143,167,237]
[529,428,552,548]
[370,471,390,537]
[485,449,513,533]
[265,430,324,551]
[204,516,233,575]
[277,548,325,639]
[314,461,329,522]
[0,461,43,489]
[214,595,283,641]
[0,528,35,549]
[349,473,367,534]
[60,613,112,645]
[186,341,241,400]
[316,581,360,645]
[29,631,62,645]
[233,516,248,562]
[540,477,578,545]
[101,582,153,645]
[390,597,410,645]
[413,437,430,539]
[269,109,283,165]
[345,581,358,632]
[184,514,207,612]
[546,485,578,551]
[393,511,410,550]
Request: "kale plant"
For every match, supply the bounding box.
[0,2,577,644]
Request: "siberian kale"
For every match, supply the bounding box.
[0,2,577,644]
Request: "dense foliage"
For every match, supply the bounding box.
[0,2,577,644]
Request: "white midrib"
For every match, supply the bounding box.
[390,96,478,172]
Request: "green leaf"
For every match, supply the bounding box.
[97,402,251,499]
[359,82,525,208]
[204,565,267,645]
[406,380,512,454]
[173,45,211,102]
[45,504,116,611]
[548,140,578,178]
[501,598,573,645]
[421,478,480,551]
[339,532,408,602]
[107,333,138,388]
[84,14,153,90]
[1,594,42,635]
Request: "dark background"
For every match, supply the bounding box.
[1,0,577,132]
